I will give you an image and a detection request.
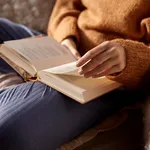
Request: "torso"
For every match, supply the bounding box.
[78,0,150,54]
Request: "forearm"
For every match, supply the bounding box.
[48,0,83,43]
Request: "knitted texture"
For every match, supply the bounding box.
[49,0,150,88]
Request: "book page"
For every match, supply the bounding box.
[40,69,108,91]
[58,75,107,89]
[4,37,76,71]
[0,45,37,77]
[39,70,121,103]
[43,62,81,76]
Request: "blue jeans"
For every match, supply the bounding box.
[0,18,144,150]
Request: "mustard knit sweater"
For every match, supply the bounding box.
[48,0,150,88]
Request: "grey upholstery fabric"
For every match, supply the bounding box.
[0,0,56,33]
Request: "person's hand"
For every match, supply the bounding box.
[61,37,81,60]
[76,41,126,78]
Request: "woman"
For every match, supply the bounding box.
[49,0,150,88]
[0,0,148,150]
[49,0,150,149]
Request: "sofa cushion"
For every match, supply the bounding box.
[0,0,56,33]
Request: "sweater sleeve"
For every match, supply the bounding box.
[107,39,150,88]
[47,0,84,44]
[107,18,150,88]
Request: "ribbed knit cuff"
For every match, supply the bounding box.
[107,39,150,88]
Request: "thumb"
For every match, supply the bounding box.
[69,47,81,60]
[61,38,81,60]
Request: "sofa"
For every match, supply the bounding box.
[0,0,144,150]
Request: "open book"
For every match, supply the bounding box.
[0,37,121,103]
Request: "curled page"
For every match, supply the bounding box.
[43,62,82,76]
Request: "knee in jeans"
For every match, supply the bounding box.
[0,18,11,26]
[27,81,55,96]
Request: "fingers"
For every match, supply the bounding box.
[79,47,117,75]
[92,65,119,78]
[77,41,126,77]
[83,57,119,78]
[76,41,110,67]
[70,48,81,59]
[64,43,80,59]
[61,38,81,60]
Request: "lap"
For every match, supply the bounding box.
[0,81,144,150]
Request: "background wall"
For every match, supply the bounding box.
[0,0,56,33]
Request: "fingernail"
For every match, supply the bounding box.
[78,69,83,75]
[79,71,83,75]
